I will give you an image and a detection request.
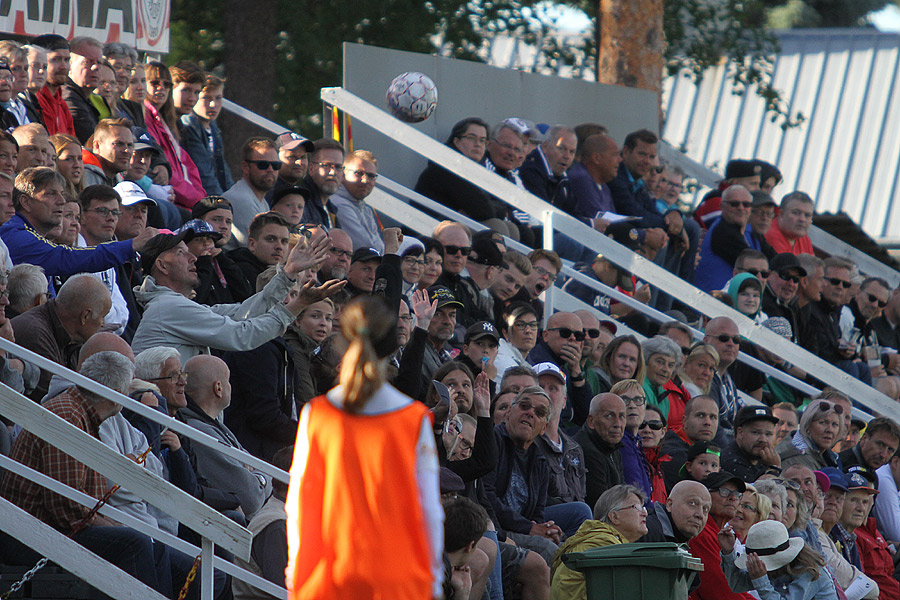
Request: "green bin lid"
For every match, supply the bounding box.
[562,542,704,571]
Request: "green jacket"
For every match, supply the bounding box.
[550,520,627,600]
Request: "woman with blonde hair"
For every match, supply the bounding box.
[679,342,720,397]
[50,134,83,197]
[286,295,442,600]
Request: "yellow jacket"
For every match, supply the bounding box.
[550,520,628,600]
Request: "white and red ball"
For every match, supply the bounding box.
[385,72,438,123]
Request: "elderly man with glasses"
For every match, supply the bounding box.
[485,386,592,561]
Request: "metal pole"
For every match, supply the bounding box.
[201,538,214,600]
[542,209,555,327]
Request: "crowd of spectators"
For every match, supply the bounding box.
[0,31,897,600]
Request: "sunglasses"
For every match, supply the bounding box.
[513,399,550,419]
[343,168,378,181]
[816,401,844,415]
[741,268,770,279]
[778,272,800,284]
[771,478,802,492]
[444,245,471,256]
[715,334,741,345]
[585,328,601,339]
[867,293,888,308]
[827,277,852,289]
[248,160,281,171]
[621,395,646,407]
[548,327,586,342]
[639,420,665,430]
[715,488,743,500]
[681,346,692,356]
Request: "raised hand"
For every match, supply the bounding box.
[284,233,331,276]
[473,371,491,417]
[285,279,347,315]
[412,289,437,330]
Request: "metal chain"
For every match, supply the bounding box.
[176,555,202,600]
[1,445,157,598]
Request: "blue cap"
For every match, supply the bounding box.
[820,467,848,492]
[175,219,223,241]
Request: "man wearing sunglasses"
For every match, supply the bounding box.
[761,253,805,343]
[765,191,815,256]
[223,137,280,249]
[801,257,873,384]
[695,185,775,293]
[842,277,893,379]
[703,316,742,439]
[527,311,593,425]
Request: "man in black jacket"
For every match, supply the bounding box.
[572,392,626,508]
[63,37,102,144]
[721,405,782,483]
[641,480,711,542]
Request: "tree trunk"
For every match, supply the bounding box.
[597,0,665,96]
[219,0,278,180]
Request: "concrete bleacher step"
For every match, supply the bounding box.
[0,565,106,599]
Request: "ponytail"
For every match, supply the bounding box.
[338,296,397,412]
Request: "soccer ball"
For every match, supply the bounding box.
[385,72,438,123]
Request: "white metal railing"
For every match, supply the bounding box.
[0,339,292,599]
[320,86,898,421]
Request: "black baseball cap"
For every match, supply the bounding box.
[465,321,500,344]
[269,185,311,209]
[734,405,779,429]
[468,237,503,268]
[769,253,807,277]
[350,247,382,264]
[700,471,746,493]
[192,196,233,220]
[140,230,196,273]
[428,286,464,309]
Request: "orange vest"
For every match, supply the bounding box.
[287,396,433,600]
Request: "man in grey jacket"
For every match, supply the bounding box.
[131,229,341,363]
[181,354,270,519]
[329,149,384,252]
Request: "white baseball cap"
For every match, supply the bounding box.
[114,181,157,207]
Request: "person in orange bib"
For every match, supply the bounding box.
[285,295,443,599]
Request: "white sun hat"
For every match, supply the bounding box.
[734,520,804,572]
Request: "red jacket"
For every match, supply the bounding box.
[643,446,669,504]
[855,517,899,600]
[664,380,691,436]
[764,218,814,256]
[688,516,755,600]
[36,86,75,136]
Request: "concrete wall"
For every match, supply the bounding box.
[341,42,659,190]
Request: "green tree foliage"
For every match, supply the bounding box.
[767,0,892,28]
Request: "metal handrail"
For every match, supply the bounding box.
[321,86,896,420]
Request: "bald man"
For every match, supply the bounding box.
[12,274,111,400]
[573,393,627,507]
[641,480,712,543]
[528,311,592,425]
[181,354,271,518]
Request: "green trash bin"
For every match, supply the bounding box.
[561,542,704,600]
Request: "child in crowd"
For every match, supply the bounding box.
[679,441,721,483]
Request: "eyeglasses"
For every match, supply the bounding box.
[247,160,280,170]
[778,272,800,284]
[149,371,187,383]
[86,207,122,217]
[639,420,665,430]
[585,328,601,339]
[740,268,770,279]
[513,399,550,419]
[513,320,539,331]
[533,265,558,279]
[724,201,752,208]
[827,277,852,289]
[771,478,801,492]
[547,327,586,341]
[343,168,377,181]
[815,401,844,415]
[621,395,646,406]
[714,334,741,345]
[495,140,525,155]
[867,293,888,308]
[402,256,425,267]
[312,161,341,172]
[458,133,488,145]
[149,78,173,89]
[398,314,415,323]
[715,488,743,500]
[739,502,759,513]
[613,503,646,513]
[329,247,353,259]
[443,245,471,256]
